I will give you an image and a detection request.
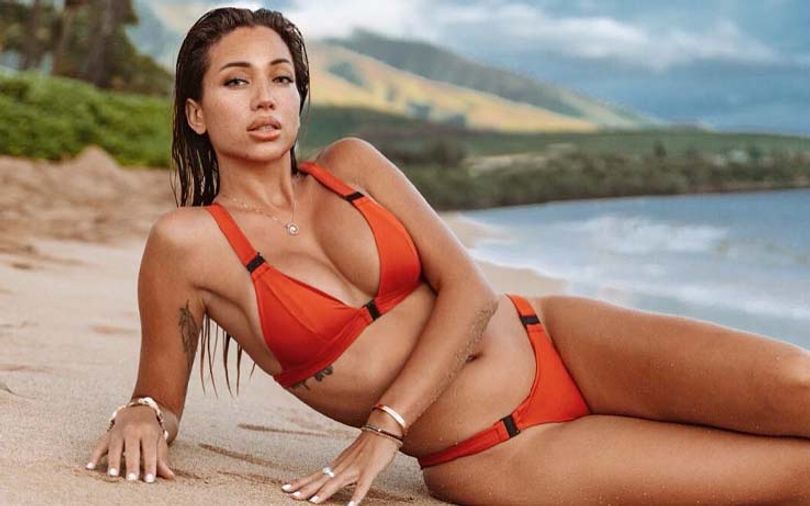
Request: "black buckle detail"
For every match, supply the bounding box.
[364,299,381,320]
[501,414,520,438]
[520,314,541,327]
[345,191,364,202]
[246,253,265,273]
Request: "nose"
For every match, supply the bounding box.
[251,77,277,110]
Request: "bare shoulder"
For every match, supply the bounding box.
[143,206,219,281]
[306,136,378,190]
[148,206,214,251]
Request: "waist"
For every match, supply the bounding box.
[285,292,537,459]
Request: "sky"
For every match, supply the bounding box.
[203,0,810,134]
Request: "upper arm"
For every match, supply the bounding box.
[317,137,497,301]
[132,209,206,422]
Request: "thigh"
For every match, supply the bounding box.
[530,294,810,436]
[423,414,810,505]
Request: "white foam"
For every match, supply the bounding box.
[562,214,729,255]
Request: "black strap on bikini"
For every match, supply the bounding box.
[344,191,365,203]
[501,414,520,437]
[246,252,266,273]
[364,299,381,320]
[519,313,541,327]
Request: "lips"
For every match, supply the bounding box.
[247,117,282,131]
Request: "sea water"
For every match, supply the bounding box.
[462,188,810,350]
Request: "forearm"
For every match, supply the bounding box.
[374,282,499,430]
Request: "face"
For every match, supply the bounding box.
[186,26,301,166]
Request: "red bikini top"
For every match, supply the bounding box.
[205,160,423,388]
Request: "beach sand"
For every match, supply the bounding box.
[0,148,567,505]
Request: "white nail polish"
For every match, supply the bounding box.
[145,473,155,483]
[310,496,320,503]
[108,468,119,477]
[85,462,95,470]
[126,472,138,481]
[282,483,293,491]
[347,501,357,506]
[292,491,302,498]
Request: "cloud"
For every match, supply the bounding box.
[430,2,781,71]
[282,0,440,42]
[277,0,785,72]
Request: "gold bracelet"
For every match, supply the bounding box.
[372,403,408,436]
[361,424,403,447]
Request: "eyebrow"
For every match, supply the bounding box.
[218,58,293,72]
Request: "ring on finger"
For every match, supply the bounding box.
[321,466,336,478]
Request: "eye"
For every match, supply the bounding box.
[224,77,248,87]
[275,75,294,84]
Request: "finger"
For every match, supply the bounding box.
[348,475,373,506]
[282,438,364,494]
[85,432,110,470]
[296,455,360,503]
[289,473,333,501]
[106,433,123,477]
[141,434,158,483]
[308,467,359,505]
[124,436,141,481]
[283,465,334,496]
[156,438,176,480]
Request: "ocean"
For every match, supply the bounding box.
[461,188,810,350]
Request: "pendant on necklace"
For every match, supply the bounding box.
[285,222,300,235]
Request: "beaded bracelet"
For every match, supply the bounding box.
[108,396,169,441]
[361,423,403,447]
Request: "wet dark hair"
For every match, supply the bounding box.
[170,7,311,396]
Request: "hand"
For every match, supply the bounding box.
[281,429,400,505]
[84,405,176,483]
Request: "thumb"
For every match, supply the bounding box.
[157,459,176,480]
[156,441,176,480]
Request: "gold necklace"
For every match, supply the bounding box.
[218,173,302,235]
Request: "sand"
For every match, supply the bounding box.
[0,147,567,505]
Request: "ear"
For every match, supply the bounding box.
[185,98,206,135]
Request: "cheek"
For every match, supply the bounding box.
[206,98,246,140]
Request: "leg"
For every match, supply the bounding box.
[424,415,810,505]
[531,295,810,438]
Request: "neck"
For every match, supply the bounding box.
[216,151,298,210]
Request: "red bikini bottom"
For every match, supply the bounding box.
[417,293,592,469]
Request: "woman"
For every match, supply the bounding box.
[84,7,810,505]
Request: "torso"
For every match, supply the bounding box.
[180,159,538,460]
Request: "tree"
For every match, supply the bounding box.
[81,0,137,87]
[52,0,88,76]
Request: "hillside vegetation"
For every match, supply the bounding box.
[2,72,808,210]
[324,28,654,128]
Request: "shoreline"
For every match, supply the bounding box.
[439,211,568,296]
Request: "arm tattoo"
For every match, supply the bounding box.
[178,300,199,370]
[290,365,334,390]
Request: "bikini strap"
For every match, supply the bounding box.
[298,160,367,203]
[506,293,543,327]
[205,203,264,271]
